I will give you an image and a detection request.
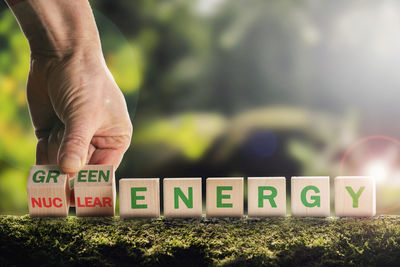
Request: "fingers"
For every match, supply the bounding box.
[88,148,126,170]
[35,138,49,165]
[58,121,94,174]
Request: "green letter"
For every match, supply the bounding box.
[77,170,88,182]
[174,187,193,209]
[345,186,365,208]
[217,186,233,208]
[258,186,277,208]
[301,185,320,208]
[46,170,60,183]
[88,170,97,182]
[131,187,147,209]
[99,170,110,182]
[33,170,45,183]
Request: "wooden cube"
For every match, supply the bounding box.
[74,165,115,217]
[163,178,202,218]
[335,176,376,217]
[206,177,243,218]
[27,165,70,217]
[291,176,330,217]
[119,178,160,218]
[248,177,286,217]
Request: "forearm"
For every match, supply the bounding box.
[6,0,102,58]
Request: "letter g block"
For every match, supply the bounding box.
[291,176,330,217]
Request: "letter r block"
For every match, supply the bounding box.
[291,176,330,217]
[27,165,70,217]
[74,165,115,217]
[119,178,160,218]
[248,177,286,217]
[206,177,243,218]
[335,176,375,217]
[163,178,202,218]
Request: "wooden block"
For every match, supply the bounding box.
[335,176,376,217]
[74,165,115,217]
[206,177,243,218]
[291,176,330,217]
[27,165,70,217]
[163,178,202,218]
[247,177,286,217]
[119,178,160,218]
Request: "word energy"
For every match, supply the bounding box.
[27,165,376,218]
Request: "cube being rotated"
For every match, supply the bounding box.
[248,177,286,217]
[335,176,375,217]
[163,178,202,218]
[74,165,115,217]
[119,178,160,218]
[27,165,70,217]
[206,177,243,218]
[291,176,330,217]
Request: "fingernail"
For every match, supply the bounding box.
[60,153,82,173]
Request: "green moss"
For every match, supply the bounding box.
[1,216,400,266]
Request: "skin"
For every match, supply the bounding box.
[5,0,133,175]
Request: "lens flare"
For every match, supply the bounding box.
[364,161,388,184]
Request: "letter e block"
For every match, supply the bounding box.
[164,178,202,218]
[74,165,115,217]
[335,176,375,217]
[291,176,330,217]
[119,178,160,218]
[27,165,70,217]
[248,177,286,217]
[206,177,243,218]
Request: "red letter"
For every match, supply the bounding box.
[77,197,84,207]
[103,197,112,208]
[85,197,93,207]
[53,197,63,208]
[43,197,52,208]
[31,197,42,208]
[93,197,102,207]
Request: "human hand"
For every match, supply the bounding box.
[27,48,132,174]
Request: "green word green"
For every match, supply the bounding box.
[217,186,233,208]
[301,185,320,208]
[77,170,110,182]
[174,187,193,209]
[131,187,147,209]
[345,186,365,208]
[33,170,60,183]
[258,186,278,208]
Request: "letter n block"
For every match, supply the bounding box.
[119,178,160,218]
[335,176,376,217]
[163,178,202,218]
[206,177,243,218]
[74,165,115,217]
[27,165,70,217]
[248,177,286,217]
[291,176,330,217]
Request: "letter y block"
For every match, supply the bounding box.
[335,176,375,217]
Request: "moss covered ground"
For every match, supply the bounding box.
[1,215,400,266]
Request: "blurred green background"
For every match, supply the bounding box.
[1,0,400,215]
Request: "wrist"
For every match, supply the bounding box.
[8,0,101,59]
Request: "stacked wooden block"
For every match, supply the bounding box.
[27,165,376,218]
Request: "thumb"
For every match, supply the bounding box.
[58,120,94,174]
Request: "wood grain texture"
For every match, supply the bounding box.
[163,178,202,218]
[206,177,243,218]
[247,177,286,217]
[119,178,160,218]
[291,176,330,217]
[335,176,376,217]
[74,165,115,217]
[27,165,70,217]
